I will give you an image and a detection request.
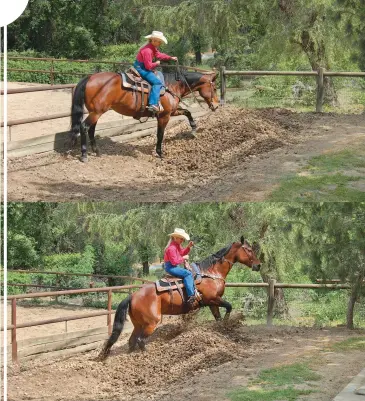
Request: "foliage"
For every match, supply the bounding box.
[6,202,365,326]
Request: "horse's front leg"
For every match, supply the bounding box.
[209,305,222,321]
[209,297,232,321]
[171,108,197,136]
[156,114,170,158]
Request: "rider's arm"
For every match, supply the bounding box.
[155,49,173,61]
[140,47,159,70]
[180,246,191,256]
[165,246,184,266]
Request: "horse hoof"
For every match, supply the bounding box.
[191,130,197,138]
[95,149,101,157]
[81,156,88,163]
[154,152,163,159]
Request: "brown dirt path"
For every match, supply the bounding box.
[7,317,365,401]
[7,107,365,202]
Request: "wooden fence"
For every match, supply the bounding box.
[1,280,350,363]
[219,66,365,112]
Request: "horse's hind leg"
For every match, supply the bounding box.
[137,323,158,352]
[88,123,101,156]
[80,113,101,162]
[128,328,141,353]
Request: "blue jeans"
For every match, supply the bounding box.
[133,60,163,107]
[164,261,195,297]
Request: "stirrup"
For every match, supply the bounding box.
[147,105,159,113]
[187,295,196,305]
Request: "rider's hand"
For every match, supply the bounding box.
[156,60,161,65]
[171,57,178,61]
[188,241,194,248]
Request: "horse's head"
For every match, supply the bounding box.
[178,71,219,111]
[196,71,219,111]
[234,236,261,271]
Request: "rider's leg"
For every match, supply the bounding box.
[132,62,162,110]
[143,71,162,109]
[191,262,202,280]
[165,265,195,299]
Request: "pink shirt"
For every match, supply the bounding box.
[136,43,172,71]
[164,241,191,265]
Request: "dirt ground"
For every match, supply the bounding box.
[7,105,365,202]
[6,313,365,401]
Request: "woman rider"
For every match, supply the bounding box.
[163,228,197,305]
[133,31,178,113]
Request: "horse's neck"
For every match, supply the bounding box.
[208,247,237,278]
[210,257,235,278]
[167,80,196,98]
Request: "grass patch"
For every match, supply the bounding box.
[269,174,364,201]
[227,362,320,401]
[305,149,365,171]
[330,337,365,351]
[228,387,313,401]
[254,363,321,386]
[269,145,365,201]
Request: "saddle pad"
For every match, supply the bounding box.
[155,279,184,293]
[120,73,166,95]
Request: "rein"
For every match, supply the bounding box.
[175,62,206,109]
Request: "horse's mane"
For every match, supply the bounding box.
[162,69,204,86]
[198,243,233,272]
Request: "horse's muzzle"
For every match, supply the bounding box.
[210,103,219,111]
[252,264,261,272]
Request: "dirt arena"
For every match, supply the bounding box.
[8,103,365,202]
[7,308,365,401]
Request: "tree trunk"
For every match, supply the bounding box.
[346,271,365,329]
[142,261,149,276]
[259,255,290,319]
[300,31,338,106]
[195,51,202,65]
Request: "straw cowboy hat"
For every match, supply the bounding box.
[168,228,190,241]
[145,31,168,44]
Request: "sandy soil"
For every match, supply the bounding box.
[8,106,365,202]
[7,315,365,401]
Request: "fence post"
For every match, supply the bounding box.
[11,298,18,363]
[220,66,226,105]
[316,67,325,112]
[55,273,60,303]
[50,59,55,85]
[267,279,276,327]
[107,290,112,336]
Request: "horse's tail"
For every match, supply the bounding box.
[96,295,131,361]
[70,76,90,136]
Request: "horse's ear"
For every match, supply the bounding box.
[240,236,245,244]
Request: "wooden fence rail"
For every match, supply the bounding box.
[219,67,365,112]
[1,280,351,363]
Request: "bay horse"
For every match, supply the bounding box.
[69,68,219,162]
[97,237,261,360]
